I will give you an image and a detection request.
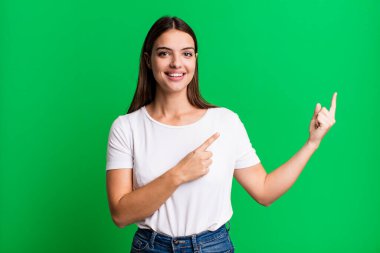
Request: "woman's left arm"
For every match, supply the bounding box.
[234,92,337,206]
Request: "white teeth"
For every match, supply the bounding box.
[167,73,184,77]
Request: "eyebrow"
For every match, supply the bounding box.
[156,46,195,51]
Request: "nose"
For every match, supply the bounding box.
[169,53,182,68]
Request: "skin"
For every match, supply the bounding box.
[234,93,337,206]
[106,28,338,228]
[143,29,204,124]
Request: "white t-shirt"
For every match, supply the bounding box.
[106,105,261,237]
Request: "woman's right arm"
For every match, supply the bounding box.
[106,132,220,228]
[106,167,182,228]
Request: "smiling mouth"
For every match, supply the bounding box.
[165,72,186,77]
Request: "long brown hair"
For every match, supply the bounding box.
[127,16,219,114]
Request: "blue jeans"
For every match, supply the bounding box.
[130,221,234,252]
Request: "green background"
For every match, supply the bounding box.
[1,0,379,252]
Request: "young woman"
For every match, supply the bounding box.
[105,16,337,253]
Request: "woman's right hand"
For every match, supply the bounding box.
[172,132,220,184]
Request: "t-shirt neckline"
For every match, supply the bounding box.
[142,105,210,128]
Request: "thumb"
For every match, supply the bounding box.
[313,103,321,118]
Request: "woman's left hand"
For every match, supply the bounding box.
[307,92,337,148]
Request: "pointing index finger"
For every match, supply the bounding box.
[330,92,337,118]
[197,132,220,151]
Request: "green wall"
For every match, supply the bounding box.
[1,0,379,252]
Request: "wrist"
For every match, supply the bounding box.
[306,139,320,151]
[167,166,186,187]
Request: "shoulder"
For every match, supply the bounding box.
[211,106,240,121]
[208,106,243,132]
[110,107,144,131]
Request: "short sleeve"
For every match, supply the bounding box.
[105,116,134,170]
[233,113,261,169]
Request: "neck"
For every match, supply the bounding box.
[149,87,195,117]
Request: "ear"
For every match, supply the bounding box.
[195,52,198,59]
[144,52,151,69]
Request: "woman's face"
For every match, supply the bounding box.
[145,29,198,94]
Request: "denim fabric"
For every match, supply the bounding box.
[130,221,234,253]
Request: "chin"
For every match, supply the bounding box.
[163,82,189,93]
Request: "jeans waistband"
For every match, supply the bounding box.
[136,221,231,247]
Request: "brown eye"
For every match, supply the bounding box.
[158,51,169,56]
[184,52,193,57]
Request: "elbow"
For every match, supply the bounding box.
[112,214,133,228]
[257,197,272,207]
[111,207,150,228]
[114,220,126,229]
[112,216,126,228]
[260,201,271,207]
